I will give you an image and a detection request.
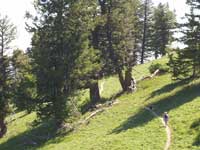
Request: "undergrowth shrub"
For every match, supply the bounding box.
[149,63,169,74]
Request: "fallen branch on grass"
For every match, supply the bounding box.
[77,99,120,126]
[138,69,160,82]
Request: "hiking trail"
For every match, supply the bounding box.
[145,107,171,150]
[99,80,171,149]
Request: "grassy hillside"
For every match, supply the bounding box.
[0,57,200,150]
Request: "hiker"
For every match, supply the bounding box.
[163,112,169,126]
[149,106,153,110]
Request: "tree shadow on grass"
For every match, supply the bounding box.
[101,91,124,102]
[146,79,190,100]
[111,83,200,134]
[0,120,70,150]
[81,91,124,114]
[6,112,28,124]
[191,119,200,147]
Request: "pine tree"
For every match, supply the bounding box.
[0,15,16,138]
[93,0,141,92]
[169,0,200,80]
[140,0,154,64]
[27,0,102,125]
[11,49,36,113]
[151,3,176,59]
[28,0,76,125]
[69,0,102,105]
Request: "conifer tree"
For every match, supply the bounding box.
[93,0,141,92]
[28,0,102,125]
[151,3,176,59]
[140,0,154,64]
[69,0,102,104]
[169,0,200,80]
[11,49,36,113]
[0,15,16,138]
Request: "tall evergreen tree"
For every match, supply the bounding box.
[169,0,200,80]
[70,0,102,105]
[28,0,102,125]
[0,15,16,138]
[151,3,176,59]
[11,49,36,112]
[28,0,76,125]
[93,0,140,92]
[140,0,154,64]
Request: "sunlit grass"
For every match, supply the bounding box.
[0,57,200,150]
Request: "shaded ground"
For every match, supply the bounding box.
[0,120,69,150]
[191,119,200,146]
[111,81,200,134]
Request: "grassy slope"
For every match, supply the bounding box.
[0,57,200,150]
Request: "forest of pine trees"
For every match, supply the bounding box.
[0,0,199,138]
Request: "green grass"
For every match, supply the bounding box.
[0,57,200,150]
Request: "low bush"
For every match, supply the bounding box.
[149,63,169,74]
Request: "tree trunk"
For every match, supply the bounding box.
[118,68,136,92]
[98,0,107,15]
[124,67,133,91]
[118,70,126,91]
[89,82,101,104]
[0,54,7,138]
[141,0,148,64]
[0,116,7,138]
[192,62,196,78]
[155,50,158,59]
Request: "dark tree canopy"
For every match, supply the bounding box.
[0,14,16,138]
[169,0,200,80]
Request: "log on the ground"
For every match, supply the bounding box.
[75,99,120,128]
[138,69,160,82]
[79,109,104,125]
